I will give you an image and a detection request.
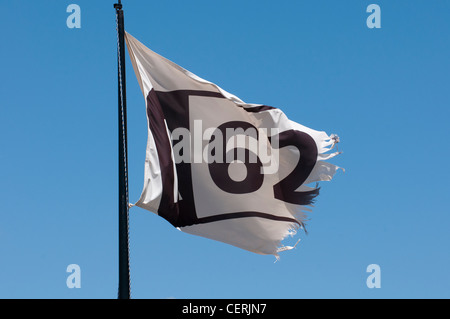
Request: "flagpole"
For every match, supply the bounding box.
[114,0,131,299]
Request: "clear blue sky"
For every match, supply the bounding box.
[1,1,449,299]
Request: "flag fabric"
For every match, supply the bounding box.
[125,32,342,257]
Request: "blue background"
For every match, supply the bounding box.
[1,1,449,298]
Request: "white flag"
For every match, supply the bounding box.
[125,32,342,257]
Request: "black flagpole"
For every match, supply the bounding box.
[114,0,131,299]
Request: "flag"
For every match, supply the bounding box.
[125,32,342,257]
